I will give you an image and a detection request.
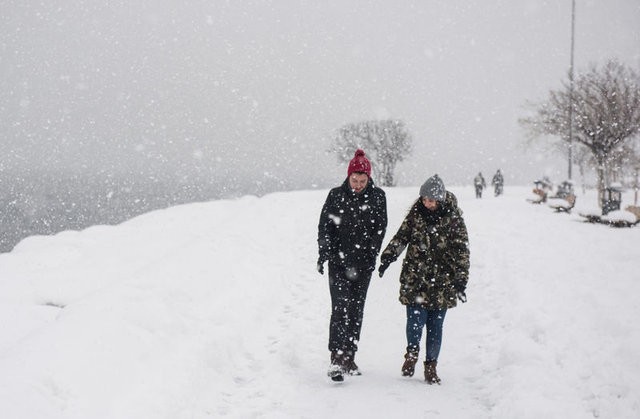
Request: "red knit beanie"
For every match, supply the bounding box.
[347,149,371,177]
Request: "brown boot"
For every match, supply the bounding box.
[401,350,419,377]
[424,361,441,385]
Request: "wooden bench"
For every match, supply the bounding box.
[579,205,640,227]
[526,188,547,204]
[548,194,576,213]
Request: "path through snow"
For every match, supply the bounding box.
[0,186,638,418]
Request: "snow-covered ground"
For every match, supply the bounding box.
[1,185,639,418]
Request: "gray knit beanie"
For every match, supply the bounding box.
[419,174,446,201]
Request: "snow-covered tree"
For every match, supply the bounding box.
[520,60,640,203]
[331,119,412,186]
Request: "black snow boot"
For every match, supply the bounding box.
[345,351,361,376]
[328,351,346,382]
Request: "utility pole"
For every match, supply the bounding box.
[567,0,575,180]
[635,166,639,206]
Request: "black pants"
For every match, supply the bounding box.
[327,264,372,354]
[475,185,483,198]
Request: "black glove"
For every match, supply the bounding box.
[378,262,390,278]
[317,258,326,275]
[453,275,467,303]
[456,291,467,303]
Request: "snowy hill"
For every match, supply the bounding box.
[1,186,639,418]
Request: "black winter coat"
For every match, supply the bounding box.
[318,178,387,272]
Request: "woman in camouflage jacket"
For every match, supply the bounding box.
[378,174,469,384]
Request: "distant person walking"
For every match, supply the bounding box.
[317,149,388,382]
[378,174,470,385]
[474,172,486,198]
[492,169,504,197]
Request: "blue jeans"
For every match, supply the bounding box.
[406,305,447,362]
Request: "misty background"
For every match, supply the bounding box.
[1,0,639,251]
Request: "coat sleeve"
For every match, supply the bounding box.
[317,190,337,261]
[380,211,413,265]
[371,191,388,256]
[449,209,470,285]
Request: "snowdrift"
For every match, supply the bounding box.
[1,186,639,418]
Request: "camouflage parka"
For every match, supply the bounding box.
[380,191,470,309]
[318,178,387,272]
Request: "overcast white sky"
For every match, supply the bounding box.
[1,0,639,189]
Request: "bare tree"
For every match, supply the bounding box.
[520,60,640,203]
[331,119,412,186]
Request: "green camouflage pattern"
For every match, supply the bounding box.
[381,191,470,309]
